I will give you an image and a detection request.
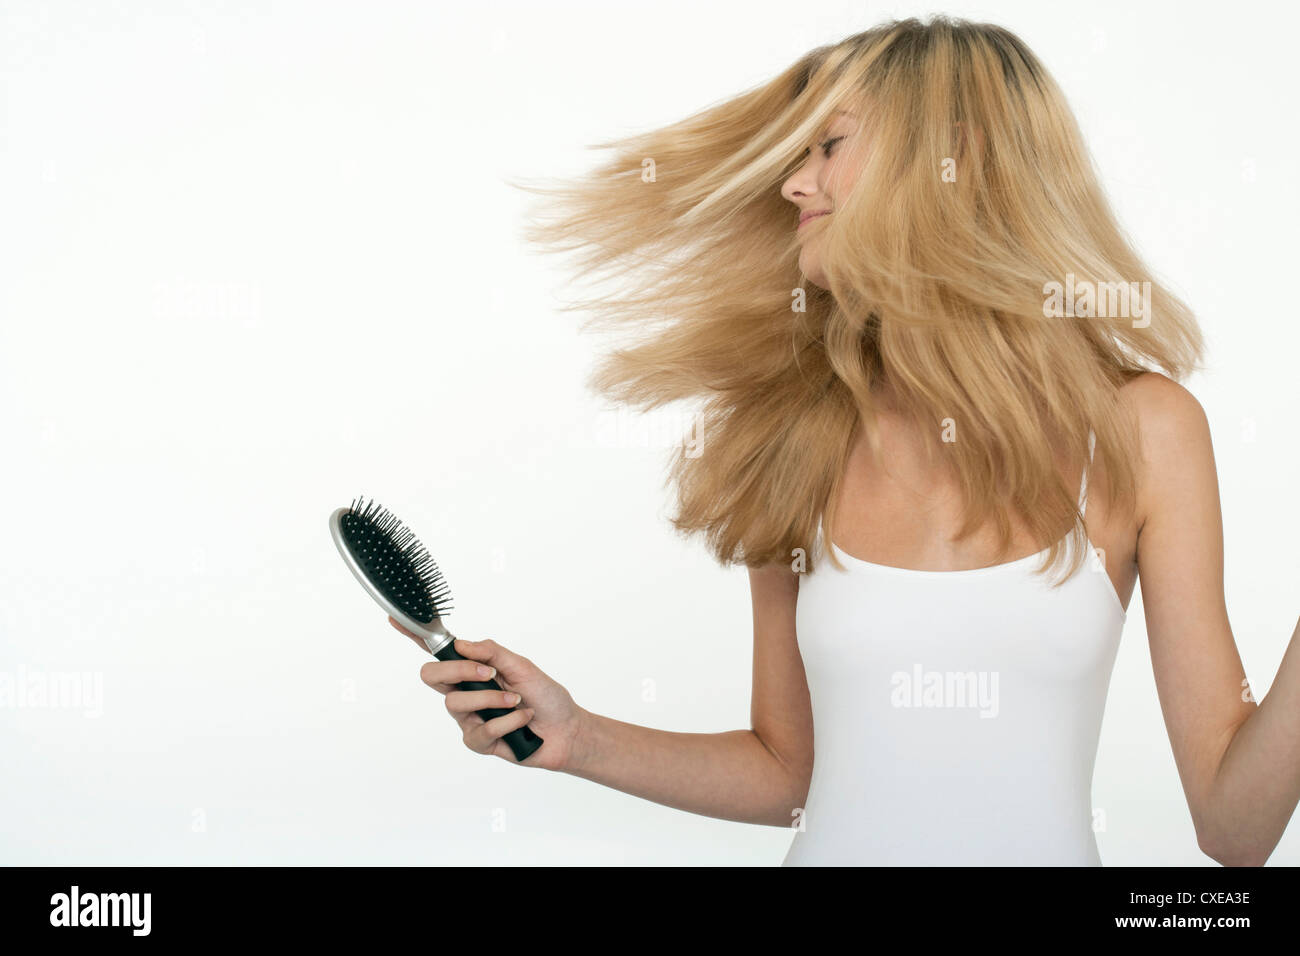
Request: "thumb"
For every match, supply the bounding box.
[387,616,431,652]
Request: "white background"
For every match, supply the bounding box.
[1,0,1296,865]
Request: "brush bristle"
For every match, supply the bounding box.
[339,496,453,623]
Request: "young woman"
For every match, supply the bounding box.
[392,16,1299,865]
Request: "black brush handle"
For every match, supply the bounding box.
[433,642,543,762]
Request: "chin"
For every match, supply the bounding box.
[799,255,825,289]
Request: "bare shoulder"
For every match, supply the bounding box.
[1117,370,1211,451]
[1116,371,1215,534]
[1118,370,1206,421]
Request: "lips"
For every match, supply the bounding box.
[799,210,831,226]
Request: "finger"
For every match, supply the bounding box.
[465,708,535,755]
[448,637,492,660]
[454,637,531,675]
[452,711,486,738]
[444,688,522,715]
[419,659,498,689]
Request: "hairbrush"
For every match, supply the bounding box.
[328,496,543,762]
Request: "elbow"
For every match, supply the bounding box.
[1197,829,1271,867]
[768,768,812,829]
[1203,846,1268,868]
[752,730,813,828]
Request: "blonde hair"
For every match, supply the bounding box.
[513,15,1204,583]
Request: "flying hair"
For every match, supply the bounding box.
[510,15,1205,583]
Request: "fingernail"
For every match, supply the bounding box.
[477,665,494,678]
[507,693,521,705]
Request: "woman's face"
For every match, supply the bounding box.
[781,109,862,289]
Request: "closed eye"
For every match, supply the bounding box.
[797,136,847,162]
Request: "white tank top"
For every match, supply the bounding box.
[783,430,1127,865]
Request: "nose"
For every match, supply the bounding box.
[782,154,821,205]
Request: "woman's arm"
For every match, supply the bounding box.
[1130,372,1298,865]
[1210,615,1300,862]
[563,717,804,827]
[561,562,814,828]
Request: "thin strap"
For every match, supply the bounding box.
[1078,429,1096,517]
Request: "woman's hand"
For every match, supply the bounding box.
[388,617,587,772]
